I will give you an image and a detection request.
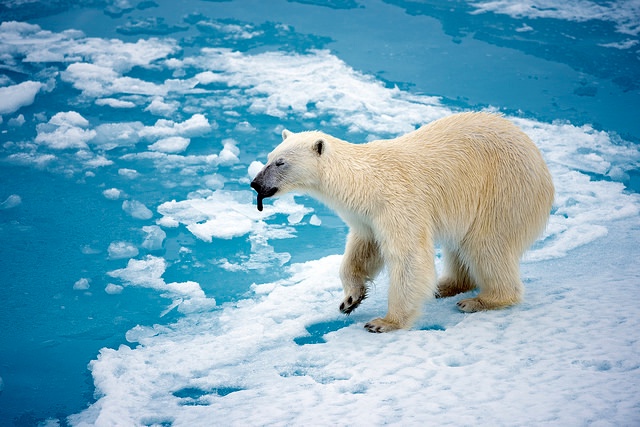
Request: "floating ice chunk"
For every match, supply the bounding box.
[187,216,253,241]
[105,283,124,295]
[156,216,179,228]
[218,138,240,165]
[8,114,25,127]
[470,0,640,36]
[122,200,153,220]
[235,120,256,132]
[0,194,21,210]
[0,81,43,115]
[108,241,139,259]
[139,114,213,140]
[204,174,225,190]
[35,111,96,150]
[62,63,171,98]
[118,168,139,179]
[92,122,143,150]
[108,255,215,310]
[103,188,123,200]
[95,98,136,108]
[599,39,639,49]
[73,278,90,290]
[148,136,190,153]
[109,255,165,289]
[81,245,101,255]
[61,63,119,98]
[248,161,264,180]
[191,49,446,135]
[141,225,166,251]
[145,97,178,116]
[83,154,113,168]
[309,214,322,226]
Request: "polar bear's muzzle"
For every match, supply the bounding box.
[251,166,279,211]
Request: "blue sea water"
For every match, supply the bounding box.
[0,0,639,425]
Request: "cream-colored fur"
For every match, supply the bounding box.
[251,112,554,332]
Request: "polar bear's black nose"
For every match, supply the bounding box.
[250,179,262,194]
[250,176,278,212]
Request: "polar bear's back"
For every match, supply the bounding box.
[364,112,554,250]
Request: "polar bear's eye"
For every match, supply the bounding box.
[275,159,285,167]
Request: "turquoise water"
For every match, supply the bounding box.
[1,0,639,425]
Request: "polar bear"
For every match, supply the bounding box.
[251,112,554,333]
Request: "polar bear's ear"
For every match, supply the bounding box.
[282,129,293,141]
[313,139,324,156]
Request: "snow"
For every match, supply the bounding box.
[69,222,640,426]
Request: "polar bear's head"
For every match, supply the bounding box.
[251,129,327,211]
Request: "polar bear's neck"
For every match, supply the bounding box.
[313,141,380,226]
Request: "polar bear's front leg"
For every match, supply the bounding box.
[365,245,436,333]
[339,232,383,315]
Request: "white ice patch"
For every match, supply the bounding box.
[73,277,90,291]
[247,160,264,180]
[107,241,139,260]
[141,225,166,251]
[0,194,22,210]
[107,255,215,312]
[218,138,240,165]
[118,168,139,179]
[0,81,43,115]
[102,188,123,200]
[95,98,136,109]
[145,97,179,116]
[158,190,310,241]
[122,200,153,220]
[513,117,640,261]
[309,214,322,226]
[35,111,96,150]
[148,136,191,153]
[138,114,214,140]
[92,122,143,150]
[104,283,124,295]
[469,0,640,36]
[157,190,308,271]
[187,49,448,135]
[70,237,640,426]
[8,114,26,127]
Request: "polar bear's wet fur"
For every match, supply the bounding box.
[251,112,554,332]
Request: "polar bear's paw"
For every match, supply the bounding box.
[456,297,486,312]
[339,291,366,315]
[364,318,401,333]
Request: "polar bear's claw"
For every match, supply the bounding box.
[339,294,365,315]
[364,318,400,333]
